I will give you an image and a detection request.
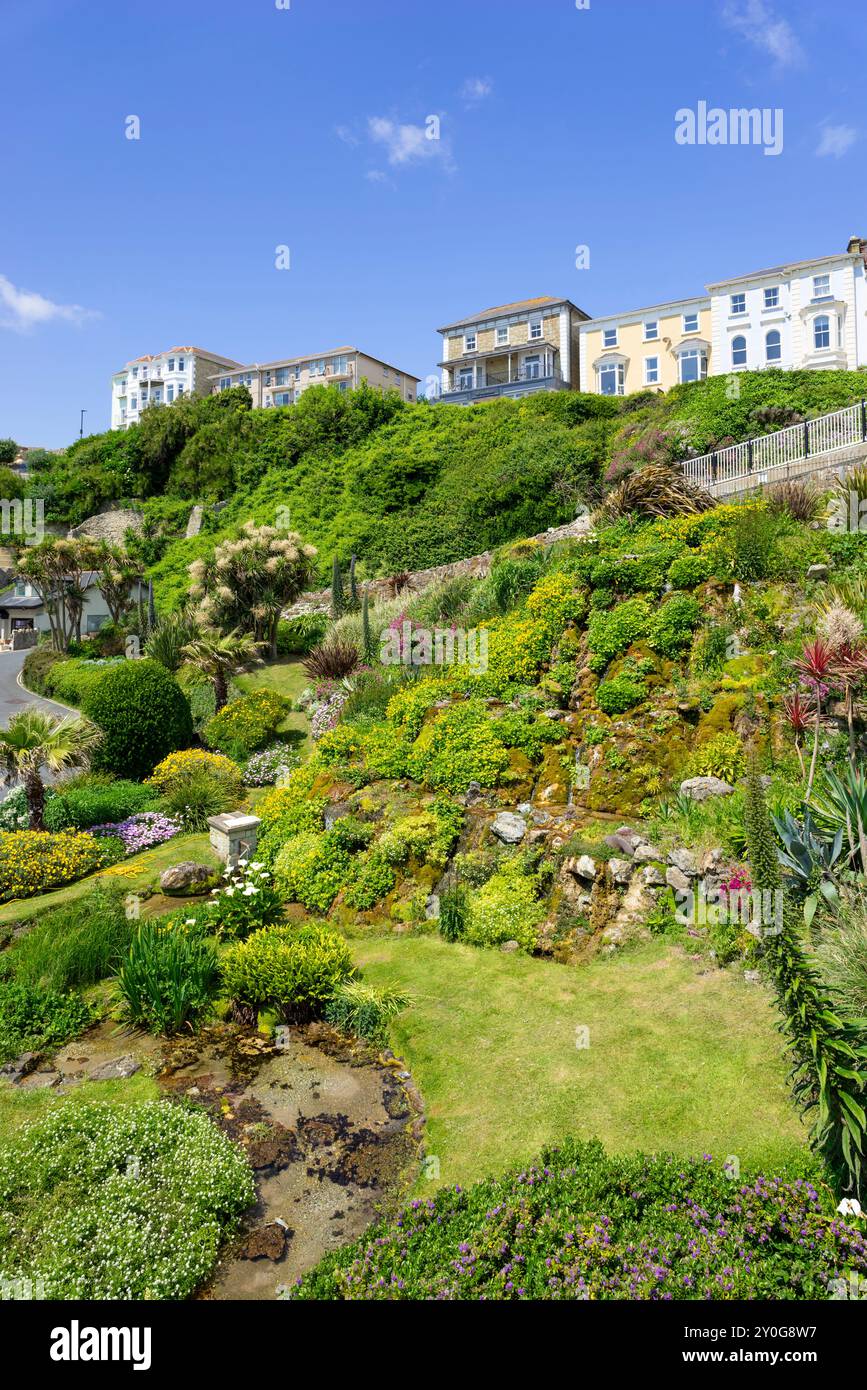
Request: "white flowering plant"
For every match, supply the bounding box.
[206,859,284,939]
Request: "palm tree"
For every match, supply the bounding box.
[180,628,263,711]
[0,710,102,829]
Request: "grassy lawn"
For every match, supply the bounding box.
[0,1073,160,1145]
[353,934,807,1188]
[0,832,220,927]
[236,657,312,760]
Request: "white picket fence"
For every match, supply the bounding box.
[680,399,867,498]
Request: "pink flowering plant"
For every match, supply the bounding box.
[90,811,181,856]
[206,859,284,939]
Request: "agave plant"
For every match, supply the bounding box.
[771,807,844,929]
[810,764,867,874]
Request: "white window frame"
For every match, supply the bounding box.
[765,329,782,363]
[496,325,509,346]
[763,286,779,310]
[730,293,746,316]
[731,335,747,368]
[682,311,699,334]
[644,320,659,341]
[602,326,618,349]
[644,356,659,385]
[678,347,707,384]
[528,317,543,341]
[812,274,832,302]
[597,361,624,396]
[464,331,477,352]
[813,314,831,350]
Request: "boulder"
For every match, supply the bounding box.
[239,1222,288,1262]
[159,861,214,893]
[323,802,352,830]
[665,865,691,895]
[424,894,440,921]
[641,864,666,888]
[806,563,829,581]
[88,1055,141,1082]
[0,1051,40,1084]
[464,781,483,806]
[614,826,644,852]
[633,843,664,865]
[491,811,527,845]
[604,833,639,856]
[679,776,734,802]
[609,857,633,886]
[563,854,596,882]
[667,847,698,877]
[500,940,520,953]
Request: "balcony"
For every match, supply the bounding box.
[441,364,567,404]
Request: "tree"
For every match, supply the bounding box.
[16,537,101,651]
[0,439,18,466]
[85,659,194,779]
[93,542,142,626]
[0,710,101,829]
[188,522,317,659]
[181,628,263,711]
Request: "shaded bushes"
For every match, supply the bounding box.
[84,659,193,779]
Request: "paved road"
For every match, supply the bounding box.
[0,651,76,802]
[0,650,74,727]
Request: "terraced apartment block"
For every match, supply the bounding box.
[212,348,420,407]
[111,346,242,429]
[437,296,589,403]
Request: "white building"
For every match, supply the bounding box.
[708,237,867,377]
[0,572,147,645]
[110,346,243,430]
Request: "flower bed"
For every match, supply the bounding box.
[0,829,112,902]
[90,811,181,856]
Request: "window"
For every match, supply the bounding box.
[644,320,659,341]
[177,357,185,371]
[523,354,542,380]
[458,367,474,390]
[731,335,747,367]
[176,385,184,396]
[464,332,477,352]
[730,293,746,316]
[812,274,831,301]
[275,368,288,386]
[528,317,542,340]
[598,362,624,396]
[644,356,659,385]
[218,377,230,391]
[131,367,139,379]
[86,615,104,634]
[763,286,779,309]
[496,325,509,346]
[167,358,175,372]
[167,385,174,403]
[814,315,831,350]
[274,392,291,406]
[603,327,618,349]
[765,329,781,363]
[131,396,137,409]
[683,311,699,333]
[678,348,707,384]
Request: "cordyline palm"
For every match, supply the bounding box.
[830,641,867,771]
[793,639,836,800]
[181,628,263,711]
[0,710,102,829]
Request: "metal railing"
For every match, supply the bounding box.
[443,367,559,394]
[680,399,867,496]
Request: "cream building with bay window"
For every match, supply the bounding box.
[579,296,711,397]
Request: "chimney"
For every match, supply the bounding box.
[847,234,866,257]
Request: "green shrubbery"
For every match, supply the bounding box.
[587,599,651,673]
[116,920,220,1034]
[0,829,110,901]
[8,884,133,993]
[595,673,648,714]
[203,689,289,757]
[0,1100,254,1298]
[293,1136,861,1301]
[221,921,353,1021]
[84,659,193,779]
[465,863,545,952]
[43,780,157,832]
[0,980,95,1064]
[324,979,410,1043]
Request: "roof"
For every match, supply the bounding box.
[122,347,244,369]
[706,251,859,290]
[438,296,585,332]
[579,293,710,329]
[215,348,420,381]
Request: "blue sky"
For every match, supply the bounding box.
[1,0,864,447]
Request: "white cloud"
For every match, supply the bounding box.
[816,122,858,158]
[0,274,97,333]
[461,76,493,103]
[367,115,450,167]
[365,169,388,183]
[721,0,804,68]
[334,124,359,147]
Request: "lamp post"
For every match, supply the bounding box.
[79,409,87,438]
